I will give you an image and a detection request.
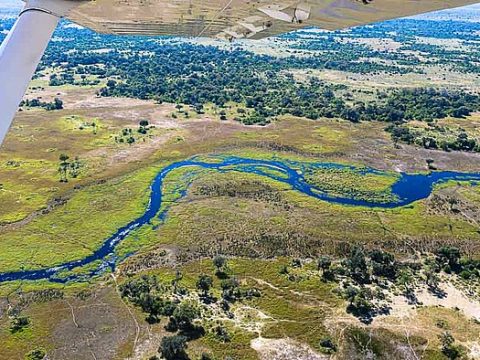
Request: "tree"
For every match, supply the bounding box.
[317,256,332,271]
[58,154,70,182]
[159,335,188,360]
[346,246,370,284]
[436,246,461,273]
[172,269,183,294]
[318,255,334,281]
[10,316,29,333]
[139,293,163,323]
[171,302,199,331]
[59,154,69,162]
[221,277,241,302]
[69,157,81,178]
[425,267,440,291]
[213,255,226,270]
[279,265,289,275]
[213,255,228,278]
[344,285,359,307]
[397,268,416,302]
[54,97,63,110]
[319,338,337,354]
[344,286,375,318]
[214,325,231,342]
[370,250,397,280]
[196,274,213,297]
[107,79,117,89]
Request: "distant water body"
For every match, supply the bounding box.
[1,155,479,284]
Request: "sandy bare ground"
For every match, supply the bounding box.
[376,282,480,322]
[370,282,480,359]
[417,283,480,320]
[338,37,403,52]
[291,67,480,92]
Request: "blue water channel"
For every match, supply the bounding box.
[1,155,479,283]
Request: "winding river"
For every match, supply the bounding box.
[1,155,479,283]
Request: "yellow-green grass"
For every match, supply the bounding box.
[171,100,253,122]
[234,116,361,156]
[1,98,479,280]
[0,112,110,222]
[1,301,59,359]
[0,108,170,223]
[0,164,163,273]
[0,280,92,358]
[0,155,60,225]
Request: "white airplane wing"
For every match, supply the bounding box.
[66,0,480,40]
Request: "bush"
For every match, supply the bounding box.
[10,316,30,333]
[214,325,231,343]
[25,348,46,360]
[319,338,337,354]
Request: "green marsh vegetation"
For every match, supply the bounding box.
[303,166,400,204]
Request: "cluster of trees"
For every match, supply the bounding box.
[114,120,152,145]
[280,245,480,324]
[120,275,203,359]
[25,348,47,360]
[101,59,480,126]
[28,22,478,127]
[196,256,261,306]
[58,154,81,182]
[137,119,150,134]
[435,245,480,280]
[388,125,480,152]
[19,97,63,111]
[49,72,101,87]
[119,255,261,360]
[49,72,75,86]
[439,331,467,360]
[119,274,177,323]
[96,47,479,125]
[9,315,29,334]
[361,88,479,122]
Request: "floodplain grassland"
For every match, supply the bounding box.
[1,124,479,359]
[2,15,480,359]
[155,167,480,261]
[1,93,480,274]
[0,162,161,272]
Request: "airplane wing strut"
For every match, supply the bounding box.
[0,0,81,145]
